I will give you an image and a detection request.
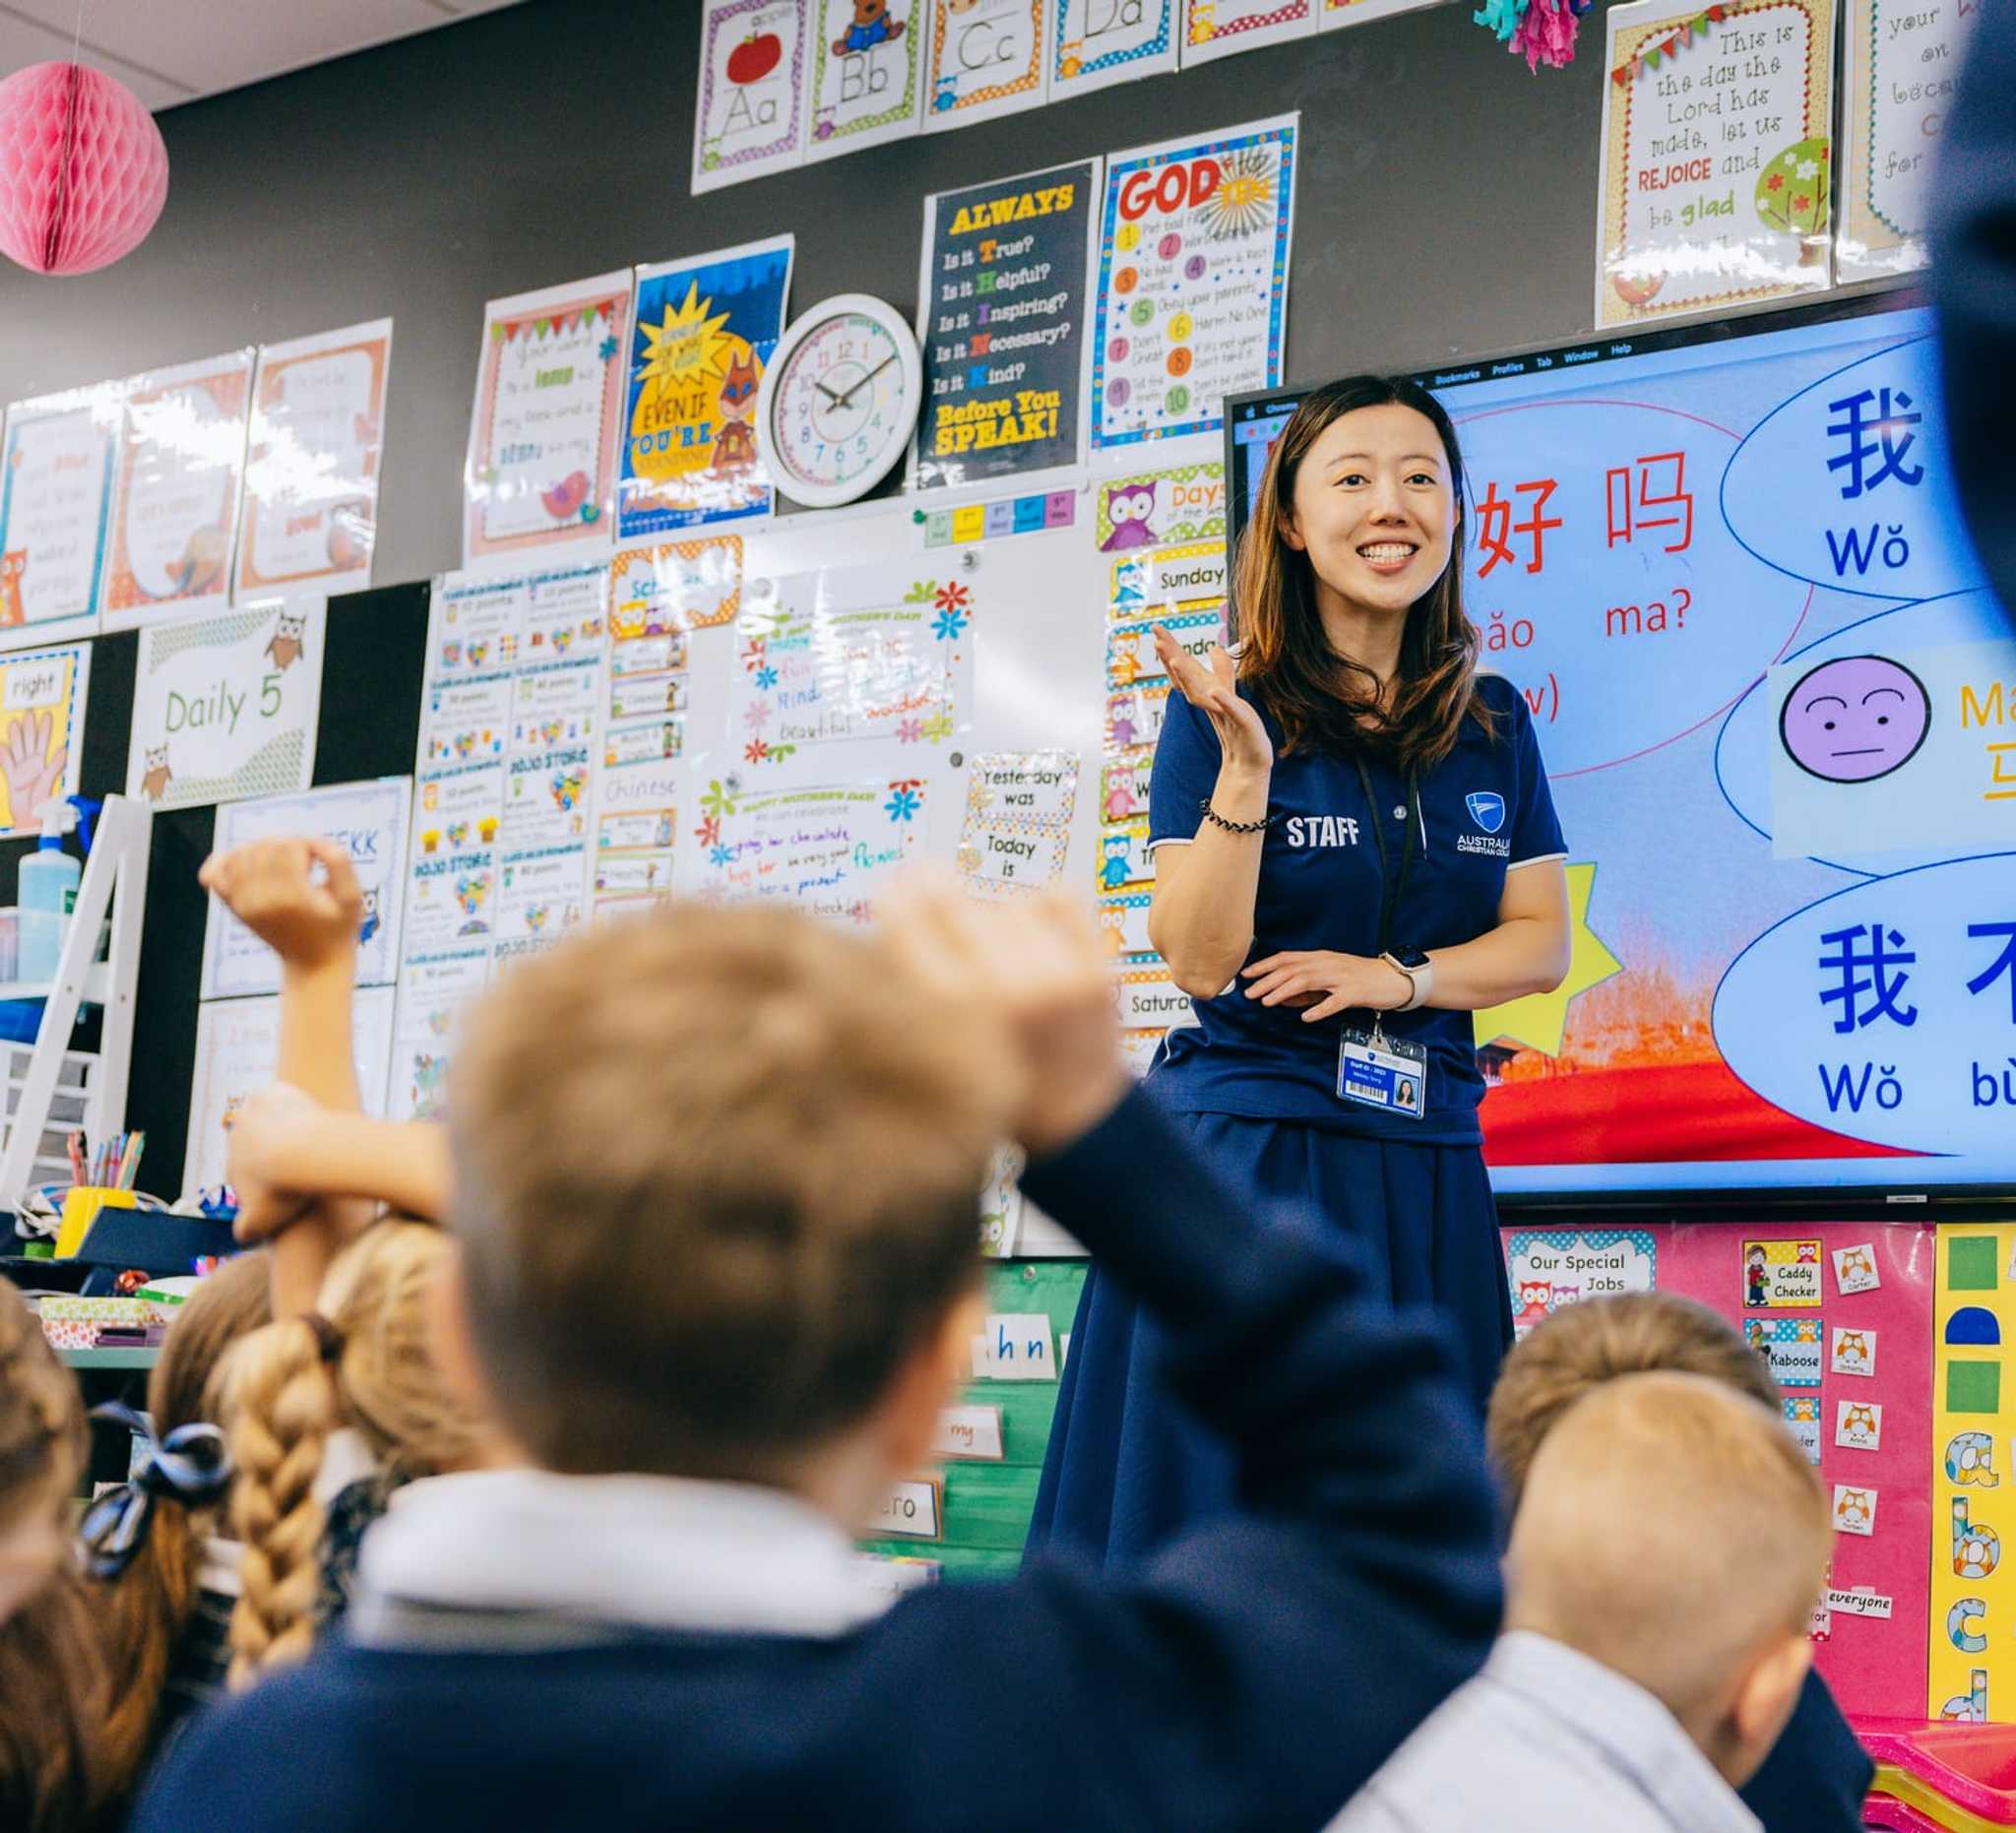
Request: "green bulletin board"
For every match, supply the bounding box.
[858,1260,1087,1579]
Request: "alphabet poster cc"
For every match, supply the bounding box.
[1091,114,1297,449]
[126,599,326,812]
[1597,0,1838,327]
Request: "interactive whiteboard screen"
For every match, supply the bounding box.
[1226,293,2015,1202]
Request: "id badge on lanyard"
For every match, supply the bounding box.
[1337,758,1425,1120]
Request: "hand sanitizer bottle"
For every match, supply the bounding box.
[18,798,81,983]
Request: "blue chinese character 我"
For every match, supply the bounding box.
[1818,922,1920,1033]
[1825,387,1924,500]
[1967,921,2016,1021]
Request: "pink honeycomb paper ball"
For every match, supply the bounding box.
[0,62,167,276]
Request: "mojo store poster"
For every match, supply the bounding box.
[914,160,1098,491]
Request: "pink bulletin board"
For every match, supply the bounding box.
[1503,1220,1934,1718]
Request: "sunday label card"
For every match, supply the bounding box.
[693,0,810,191]
[127,600,325,811]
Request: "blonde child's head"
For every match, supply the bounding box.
[224,1218,482,1686]
[88,1251,270,1778]
[1505,1369,1828,1789]
[1487,1291,1778,1512]
[0,1279,113,1828]
[447,901,1005,1488]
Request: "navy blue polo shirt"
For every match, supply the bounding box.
[1146,671,1565,1144]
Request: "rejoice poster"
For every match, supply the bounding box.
[618,236,793,537]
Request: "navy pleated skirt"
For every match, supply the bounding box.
[1027,1106,1513,1567]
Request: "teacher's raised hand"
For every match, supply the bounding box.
[1154,625,1273,777]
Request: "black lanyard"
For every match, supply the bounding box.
[1352,755,1420,957]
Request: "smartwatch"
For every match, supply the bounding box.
[1381,947,1433,1013]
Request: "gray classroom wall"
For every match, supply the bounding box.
[0,0,1614,592]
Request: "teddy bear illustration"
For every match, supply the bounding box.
[835,0,905,53]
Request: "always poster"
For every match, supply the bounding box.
[201,777,412,1000]
[464,272,630,563]
[806,0,926,157]
[0,643,90,839]
[1051,0,1176,95]
[183,987,395,1195]
[236,320,393,598]
[914,160,1098,491]
[1091,115,1297,448]
[126,599,325,811]
[619,237,793,535]
[101,352,253,628]
[1597,0,1838,326]
[0,385,121,650]
[693,0,809,191]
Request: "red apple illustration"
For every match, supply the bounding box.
[541,472,590,521]
[726,31,782,82]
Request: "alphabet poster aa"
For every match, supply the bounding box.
[126,599,326,812]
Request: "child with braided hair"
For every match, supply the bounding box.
[0,1278,114,1831]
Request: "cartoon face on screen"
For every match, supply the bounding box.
[1779,655,1930,783]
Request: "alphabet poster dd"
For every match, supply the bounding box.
[126,599,326,812]
[1051,0,1176,95]
[1091,115,1297,448]
[1597,0,1839,327]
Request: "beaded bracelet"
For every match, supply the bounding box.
[1199,797,1277,835]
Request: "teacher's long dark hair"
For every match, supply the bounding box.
[1233,374,1493,772]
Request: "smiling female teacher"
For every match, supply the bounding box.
[1032,375,1572,1564]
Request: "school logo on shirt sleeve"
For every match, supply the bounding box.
[1460,790,1511,857]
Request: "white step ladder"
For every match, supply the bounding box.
[0,794,152,1210]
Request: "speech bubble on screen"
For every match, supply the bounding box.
[1715,590,2013,868]
[1713,852,2016,1156]
[1455,399,1809,776]
[1721,334,1985,601]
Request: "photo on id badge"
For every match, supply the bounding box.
[1338,1021,1425,1117]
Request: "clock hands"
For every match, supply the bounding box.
[813,380,846,407]
[832,352,898,411]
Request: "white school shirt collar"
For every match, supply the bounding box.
[350,1467,891,1644]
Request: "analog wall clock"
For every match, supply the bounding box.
[757,293,922,510]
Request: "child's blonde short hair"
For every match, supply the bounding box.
[1487,1292,1779,1512]
[450,902,1006,1482]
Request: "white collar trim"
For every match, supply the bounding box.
[351,1468,890,1643]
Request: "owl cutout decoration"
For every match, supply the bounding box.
[1100,480,1160,551]
[265,608,309,671]
[139,742,173,800]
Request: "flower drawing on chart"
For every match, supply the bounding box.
[598,336,619,362]
[897,717,923,743]
[933,581,971,612]
[744,699,772,733]
[886,780,922,822]
[1766,172,1785,193]
[744,738,773,763]
[1200,146,1277,241]
[699,779,738,820]
[903,579,937,603]
[695,812,722,848]
[754,664,779,689]
[741,638,768,673]
[932,605,968,641]
[709,843,733,867]
[920,711,953,743]
[1796,158,1818,180]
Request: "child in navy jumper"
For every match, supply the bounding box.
[136,882,1503,1833]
